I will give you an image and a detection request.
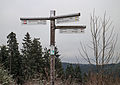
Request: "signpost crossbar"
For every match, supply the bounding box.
[20,13,80,20]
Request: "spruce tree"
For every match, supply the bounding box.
[74,65,82,83]
[55,47,64,78]
[0,45,9,69]
[21,33,44,80]
[65,64,74,84]
[7,32,23,85]
[42,48,50,80]
[43,47,64,80]
[30,38,43,77]
[65,64,74,79]
[83,73,88,83]
[21,32,32,57]
[21,32,32,80]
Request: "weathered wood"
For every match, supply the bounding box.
[56,26,86,29]
[20,13,80,20]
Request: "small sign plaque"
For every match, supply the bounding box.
[59,29,84,34]
[21,20,47,25]
[50,45,55,55]
[56,16,79,23]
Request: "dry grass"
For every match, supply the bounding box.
[84,73,120,85]
[22,73,120,85]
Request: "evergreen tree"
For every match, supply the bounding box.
[83,73,88,83]
[65,64,74,79]
[0,45,9,69]
[42,48,50,80]
[65,64,75,84]
[7,32,23,85]
[21,32,32,81]
[74,65,82,82]
[42,47,64,80]
[21,32,32,57]
[55,47,64,78]
[43,48,50,69]
[21,33,44,81]
[30,38,43,76]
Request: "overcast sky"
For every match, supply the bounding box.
[0,0,120,64]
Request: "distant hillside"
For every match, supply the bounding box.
[62,62,96,73]
[62,62,120,75]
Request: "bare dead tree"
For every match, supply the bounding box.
[79,11,120,85]
[79,11,119,66]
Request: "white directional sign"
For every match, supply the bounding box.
[21,20,47,25]
[59,29,84,34]
[56,16,79,23]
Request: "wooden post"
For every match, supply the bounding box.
[50,10,55,85]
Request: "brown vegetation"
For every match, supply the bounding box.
[84,73,120,85]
